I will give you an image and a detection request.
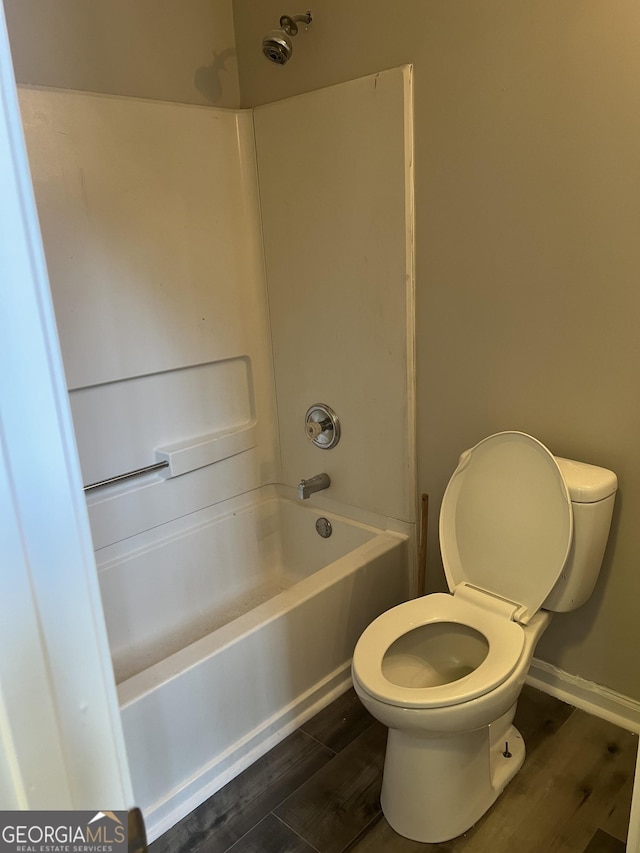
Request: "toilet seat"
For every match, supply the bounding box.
[440,431,573,623]
[352,592,525,709]
[353,432,575,712]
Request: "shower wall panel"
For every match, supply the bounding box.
[255,66,416,524]
[19,88,279,547]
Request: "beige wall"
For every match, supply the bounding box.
[4,0,239,107]
[234,0,640,701]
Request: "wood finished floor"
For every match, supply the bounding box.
[150,685,637,853]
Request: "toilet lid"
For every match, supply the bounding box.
[439,431,573,624]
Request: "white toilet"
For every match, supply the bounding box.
[351,431,617,843]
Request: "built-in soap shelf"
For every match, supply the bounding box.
[156,422,257,478]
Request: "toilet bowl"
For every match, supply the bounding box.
[351,431,617,843]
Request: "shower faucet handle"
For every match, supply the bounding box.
[305,417,331,440]
[304,404,340,449]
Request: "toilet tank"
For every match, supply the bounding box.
[543,457,618,612]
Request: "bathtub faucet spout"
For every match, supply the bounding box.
[298,473,330,500]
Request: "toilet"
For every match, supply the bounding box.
[351,431,617,843]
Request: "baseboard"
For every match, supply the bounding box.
[527,658,640,734]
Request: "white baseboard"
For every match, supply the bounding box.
[527,658,640,734]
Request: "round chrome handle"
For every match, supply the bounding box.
[304,404,340,449]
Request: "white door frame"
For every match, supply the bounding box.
[0,2,132,810]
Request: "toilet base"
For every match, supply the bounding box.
[381,708,524,843]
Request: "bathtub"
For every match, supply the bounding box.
[97,488,411,841]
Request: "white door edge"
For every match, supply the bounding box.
[0,3,133,810]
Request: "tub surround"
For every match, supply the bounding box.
[18,68,416,841]
[19,87,278,554]
[19,66,415,548]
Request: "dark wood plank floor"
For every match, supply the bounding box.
[150,685,637,853]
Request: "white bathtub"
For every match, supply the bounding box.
[97,489,411,841]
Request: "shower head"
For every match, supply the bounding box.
[262,29,294,65]
[262,11,312,65]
